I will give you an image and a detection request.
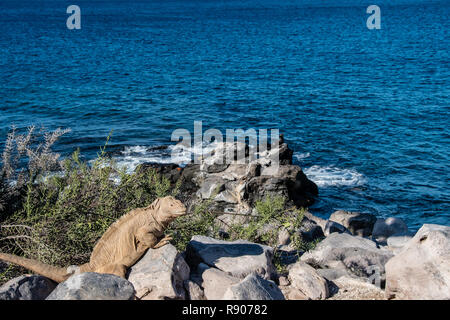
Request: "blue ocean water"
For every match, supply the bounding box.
[0,0,449,229]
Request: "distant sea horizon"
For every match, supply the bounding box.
[1,0,449,229]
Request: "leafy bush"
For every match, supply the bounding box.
[0,126,69,220]
[0,127,179,283]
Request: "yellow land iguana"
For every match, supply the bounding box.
[0,196,186,283]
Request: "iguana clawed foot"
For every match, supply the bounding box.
[153,235,173,249]
[66,265,81,275]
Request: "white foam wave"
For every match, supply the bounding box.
[303,165,366,187]
[294,152,310,161]
[115,145,193,173]
[115,140,245,172]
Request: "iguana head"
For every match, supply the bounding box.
[153,196,187,225]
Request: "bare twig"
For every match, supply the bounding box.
[0,235,33,241]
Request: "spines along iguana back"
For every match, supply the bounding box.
[94,201,157,246]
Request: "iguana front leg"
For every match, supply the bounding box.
[136,226,172,250]
[135,226,158,246]
[97,229,158,277]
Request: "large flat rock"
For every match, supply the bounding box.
[300,233,393,283]
[186,235,276,280]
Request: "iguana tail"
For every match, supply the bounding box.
[0,252,73,283]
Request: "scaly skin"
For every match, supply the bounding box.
[0,196,186,282]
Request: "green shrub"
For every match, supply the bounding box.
[167,188,222,252]
[228,195,319,269]
[0,128,178,283]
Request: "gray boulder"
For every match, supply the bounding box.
[329,210,377,237]
[303,211,327,230]
[316,268,352,281]
[0,275,56,300]
[246,164,317,208]
[293,216,325,243]
[300,233,393,283]
[197,176,225,199]
[281,261,328,300]
[127,244,190,300]
[386,234,413,254]
[328,276,385,300]
[46,273,135,300]
[222,273,285,300]
[186,236,276,280]
[191,263,240,300]
[372,217,410,242]
[385,224,450,299]
[183,280,206,300]
[323,220,351,236]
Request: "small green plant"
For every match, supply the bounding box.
[167,187,222,251]
[273,251,288,274]
[228,195,286,247]
[227,195,319,270]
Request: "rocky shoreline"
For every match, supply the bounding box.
[1,140,448,300]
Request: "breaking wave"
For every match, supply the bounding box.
[294,152,310,161]
[114,145,192,172]
[303,165,366,187]
[113,141,223,172]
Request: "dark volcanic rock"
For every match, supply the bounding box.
[136,163,183,184]
[329,210,377,237]
[0,275,57,300]
[134,139,318,216]
[298,217,325,242]
[372,217,410,243]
